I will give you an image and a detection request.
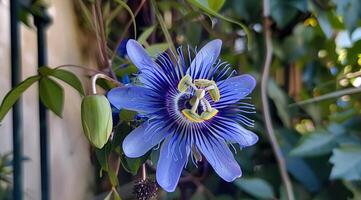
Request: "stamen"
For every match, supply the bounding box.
[177,74,192,92]
[194,79,215,87]
[177,74,197,92]
[182,109,204,123]
[204,85,215,91]
[195,89,205,99]
[208,86,220,102]
[179,75,220,122]
[201,108,218,120]
[194,79,220,102]
[190,98,200,113]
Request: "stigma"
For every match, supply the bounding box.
[177,75,220,122]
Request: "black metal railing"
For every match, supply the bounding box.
[10,1,51,199]
[10,0,23,199]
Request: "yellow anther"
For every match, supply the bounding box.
[194,79,215,87]
[182,109,204,123]
[180,77,221,122]
[177,74,192,92]
[209,86,220,102]
[201,108,218,120]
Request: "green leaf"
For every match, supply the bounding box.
[19,7,32,27]
[114,64,138,77]
[346,40,361,66]
[137,26,156,45]
[210,0,225,12]
[0,75,41,122]
[332,0,361,32]
[187,0,252,49]
[272,7,297,28]
[267,80,292,127]
[39,77,64,117]
[235,177,275,199]
[120,153,148,176]
[146,43,169,57]
[278,129,321,191]
[187,0,225,12]
[330,145,361,180]
[95,142,119,187]
[38,67,85,96]
[270,0,307,28]
[112,123,131,150]
[205,0,225,12]
[317,11,333,39]
[119,109,137,122]
[95,143,112,173]
[50,69,85,96]
[113,122,147,176]
[290,131,338,157]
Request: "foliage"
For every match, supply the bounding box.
[0,153,12,200]
[2,0,361,199]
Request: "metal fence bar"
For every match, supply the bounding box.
[34,8,51,200]
[10,0,23,199]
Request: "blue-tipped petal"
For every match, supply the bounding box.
[156,135,190,192]
[107,86,159,113]
[197,137,242,182]
[126,39,167,87]
[212,117,258,147]
[126,39,156,71]
[122,121,168,158]
[215,74,256,108]
[188,39,222,79]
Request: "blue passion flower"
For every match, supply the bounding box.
[107,39,258,192]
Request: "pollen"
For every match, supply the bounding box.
[179,75,220,122]
[182,109,204,123]
[177,74,193,92]
[201,108,218,120]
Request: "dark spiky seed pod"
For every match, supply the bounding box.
[133,178,158,200]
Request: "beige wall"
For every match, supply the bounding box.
[0,0,95,199]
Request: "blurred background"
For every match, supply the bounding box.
[1,0,361,199]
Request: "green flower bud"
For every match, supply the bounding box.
[81,95,113,149]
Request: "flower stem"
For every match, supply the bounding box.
[260,0,295,200]
[141,164,147,181]
[90,73,121,94]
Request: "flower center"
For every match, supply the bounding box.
[177,74,220,123]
